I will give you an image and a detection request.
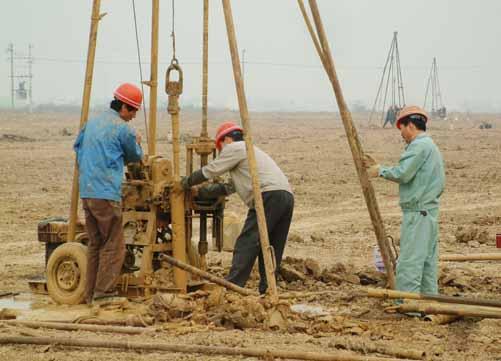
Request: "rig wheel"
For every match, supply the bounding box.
[47,242,88,304]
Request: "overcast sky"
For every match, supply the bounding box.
[1,0,500,111]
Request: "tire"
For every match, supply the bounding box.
[47,242,88,305]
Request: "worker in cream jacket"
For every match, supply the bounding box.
[182,121,294,294]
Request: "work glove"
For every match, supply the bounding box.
[181,169,208,191]
[196,183,232,200]
[362,154,380,178]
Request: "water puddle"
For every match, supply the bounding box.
[0,292,48,311]
[0,297,32,310]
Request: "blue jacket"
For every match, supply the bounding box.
[379,133,445,211]
[74,109,143,202]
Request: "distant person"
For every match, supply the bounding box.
[74,83,143,304]
[363,106,445,295]
[438,106,447,119]
[182,121,294,294]
[383,105,397,128]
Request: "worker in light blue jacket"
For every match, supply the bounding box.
[364,106,445,295]
[73,83,143,304]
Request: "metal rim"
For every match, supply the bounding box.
[54,256,81,292]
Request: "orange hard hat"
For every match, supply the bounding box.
[215,121,243,150]
[396,105,429,129]
[113,83,143,110]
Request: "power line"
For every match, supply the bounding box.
[25,56,485,71]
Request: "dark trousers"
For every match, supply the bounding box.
[226,190,294,294]
[82,199,125,303]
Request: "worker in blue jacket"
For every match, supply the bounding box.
[74,83,143,304]
[363,106,445,295]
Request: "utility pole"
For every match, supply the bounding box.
[7,43,15,108]
[28,44,33,113]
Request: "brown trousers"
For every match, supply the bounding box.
[82,199,125,303]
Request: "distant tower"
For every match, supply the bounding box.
[423,57,446,119]
[369,32,406,128]
[6,43,34,111]
[28,44,34,113]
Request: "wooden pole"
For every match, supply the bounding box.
[366,287,501,308]
[395,302,501,319]
[159,254,257,296]
[303,0,396,288]
[1,320,149,335]
[221,0,278,300]
[440,253,501,262]
[146,0,159,156]
[67,0,104,241]
[0,336,415,361]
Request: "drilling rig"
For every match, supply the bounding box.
[32,0,225,304]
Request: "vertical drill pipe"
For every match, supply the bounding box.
[169,96,188,291]
[199,212,208,270]
[197,0,210,271]
[68,0,103,241]
[147,0,160,156]
[304,0,396,288]
[221,0,278,299]
[201,0,209,139]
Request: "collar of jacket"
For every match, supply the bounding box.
[405,132,428,149]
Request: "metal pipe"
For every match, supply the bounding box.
[304,0,396,288]
[160,254,257,296]
[1,320,148,335]
[68,0,104,241]
[166,61,188,291]
[221,0,278,300]
[0,336,414,361]
[201,0,209,138]
[199,212,208,270]
[169,105,187,290]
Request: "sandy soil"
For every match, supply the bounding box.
[1,110,501,360]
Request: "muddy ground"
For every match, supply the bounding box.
[0,110,501,360]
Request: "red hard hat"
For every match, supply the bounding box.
[215,121,243,150]
[113,83,143,110]
[396,105,428,129]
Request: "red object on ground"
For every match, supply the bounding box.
[496,233,501,248]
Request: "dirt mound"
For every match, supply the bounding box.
[439,266,501,293]
[455,226,490,244]
[280,257,362,289]
[147,288,370,335]
[148,289,290,331]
